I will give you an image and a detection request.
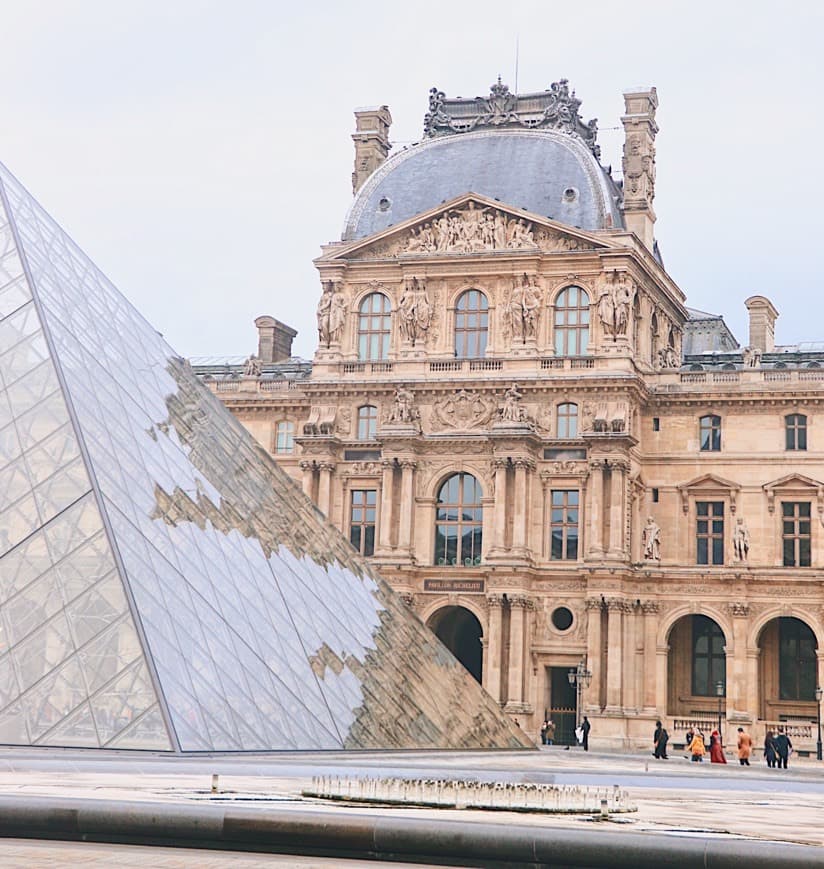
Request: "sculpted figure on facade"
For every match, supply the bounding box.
[497,383,530,424]
[506,274,542,344]
[642,516,661,561]
[386,386,420,425]
[403,202,537,254]
[398,276,432,345]
[316,281,347,346]
[733,517,750,562]
[597,272,636,339]
[242,354,261,377]
[316,281,333,345]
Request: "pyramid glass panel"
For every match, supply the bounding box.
[0,161,530,752]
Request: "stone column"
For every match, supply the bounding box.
[605,598,624,711]
[316,461,335,517]
[746,649,760,720]
[607,459,627,558]
[490,458,509,553]
[585,598,604,711]
[511,458,532,556]
[299,460,315,500]
[506,595,529,707]
[485,594,504,703]
[540,472,551,560]
[642,601,660,710]
[397,459,417,553]
[378,459,395,552]
[728,602,750,717]
[586,460,605,557]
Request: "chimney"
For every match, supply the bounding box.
[254,316,298,363]
[620,87,658,251]
[351,106,392,194]
[744,296,778,353]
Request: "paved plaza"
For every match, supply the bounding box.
[0,745,820,864]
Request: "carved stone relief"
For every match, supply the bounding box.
[432,390,495,430]
[502,274,542,345]
[398,277,432,345]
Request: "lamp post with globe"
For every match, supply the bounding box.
[568,661,593,730]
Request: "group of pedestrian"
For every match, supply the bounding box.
[539,719,555,745]
[764,727,793,768]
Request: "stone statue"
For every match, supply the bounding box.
[242,354,261,377]
[613,277,634,337]
[507,274,541,343]
[316,281,333,346]
[657,346,679,369]
[598,273,635,339]
[732,517,750,562]
[387,386,419,424]
[508,218,534,248]
[742,346,762,368]
[597,282,616,338]
[328,284,346,344]
[642,516,661,561]
[498,384,532,426]
[398,277,432,345]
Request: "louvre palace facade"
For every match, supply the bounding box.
[196,79,824,750]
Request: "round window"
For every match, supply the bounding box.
[378,197,391,212]
[551,606,574,631]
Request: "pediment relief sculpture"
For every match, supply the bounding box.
[432,389,495,430]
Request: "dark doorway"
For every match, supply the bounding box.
[427,606,483,683]
[547,666,578,745]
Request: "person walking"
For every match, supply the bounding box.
[546,719,555,746]
[773,727,792,769]
[737,727,752,766]
[709,730,727,764]
[764,730,777,768]
[540,719,548,745]
[653,720,669,759]
[689,729,706,762]
[581,716,591,751]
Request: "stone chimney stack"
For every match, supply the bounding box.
[620,87,658,252]
[744,296,779,353]
[254,316,298,363]
[352,106,392,194]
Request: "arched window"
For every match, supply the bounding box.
[434,473,483,566]
[778,618,817,701]
[454,290,488,358]
[786,414,807,451]
[699,414,721,451]
[553,286,590,356]
[275,421,294,454]
[358,293,391,361]
[357,405,378,440]
[692,615,725,696]
[650,312,659,363]
[556,403,578,438]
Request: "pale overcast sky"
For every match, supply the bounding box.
[1,1,821,359]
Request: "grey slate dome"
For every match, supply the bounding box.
[344,80,623,241]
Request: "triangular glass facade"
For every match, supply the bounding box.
[0,163,530,752]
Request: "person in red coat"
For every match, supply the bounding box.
[709,730,727,764]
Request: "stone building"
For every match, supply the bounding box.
[195,79,824,751]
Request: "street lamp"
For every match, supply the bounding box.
[715,680,725,745]
[815,686,823,762]
[568,661,593,728]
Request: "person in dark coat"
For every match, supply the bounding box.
[653,720,669,759]
[764,730,777,768]
[581,716,591,751]
[773,727,793,769]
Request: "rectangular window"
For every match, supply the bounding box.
[550,490,579,560]
[782,501,811,567]
[785,414,807,451]
[349,490,377,556]
[652,488,659,503]
[652,417,660,432]
[696,501,724,565]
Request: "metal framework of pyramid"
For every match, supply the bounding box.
[0,162,530,752]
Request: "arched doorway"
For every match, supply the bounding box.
[757,616,818,721]
[427,606,483,683]
[667,614,727,718]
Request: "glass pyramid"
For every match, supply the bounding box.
[0,162,530,752]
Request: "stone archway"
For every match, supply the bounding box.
[666,614,727,718]
[427,606,483,683]
[756,616,818,721]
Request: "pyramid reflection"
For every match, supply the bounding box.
[0,164,531,751]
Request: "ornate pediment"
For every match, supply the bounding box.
[677,473,741,514]
[763,473,824,515]
[323,195,611,263]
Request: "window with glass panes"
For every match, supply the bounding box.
[550,490,579,560]
[357,405,378,440]
[699,414,721,451]
[454,290,488,358]
[556,403,578,438]
[357,292,391,361]
[434,473,483,566]
[696,501,724,565]
[782,502,811,566]
[553,286,590,356]
[779,617,817,700]
[785,414,807,451]
[691,615,725,696]
[349,490,376,556]
[275,420,294,454]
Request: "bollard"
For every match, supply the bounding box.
[211,774,219,794]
